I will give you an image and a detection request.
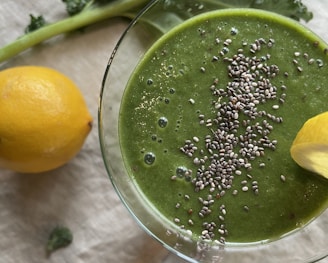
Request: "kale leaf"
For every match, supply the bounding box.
[24,14,46,34]
[250,0,313,22]
[62,0,116,16]
[62,0,92,16]
[46,226,73,255]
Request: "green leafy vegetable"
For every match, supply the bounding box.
[62,0,92,16]
[24,14,47,34]
[46,226,73,256]
[62,0,116,16]
[251,0,313,22]
[0,0,313,64]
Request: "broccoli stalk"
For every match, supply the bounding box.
[0,0,148,64]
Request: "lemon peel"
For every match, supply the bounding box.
[0,66,92,173]
[290,111,328,179]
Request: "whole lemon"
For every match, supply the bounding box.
[0,66,93,173]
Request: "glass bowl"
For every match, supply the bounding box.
[98,1,328,262]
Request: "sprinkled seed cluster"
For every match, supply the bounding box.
[177,37,289,243]
[291,50,325,70]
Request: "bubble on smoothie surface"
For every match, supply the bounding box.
[144,152,156,165]
[176,166,188,178]
[158,117,168,128]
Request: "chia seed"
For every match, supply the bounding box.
[259,163,266,168]
[242,186,249,192]
[308,58,315,64]
[189,98,195,104]
[174,218,180,223]
[280,174,286,182]
[316,59,324,68]
[212,56,219,62]
[272,105,279,110]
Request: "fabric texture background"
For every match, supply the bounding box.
[0,1,326,262]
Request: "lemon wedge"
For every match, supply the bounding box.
[290,112,328,179]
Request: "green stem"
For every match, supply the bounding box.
[0,0,149,64]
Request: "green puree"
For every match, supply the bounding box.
[119,9,328,243]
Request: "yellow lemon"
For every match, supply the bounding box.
[0,66,93,173]
[290,112,328,179]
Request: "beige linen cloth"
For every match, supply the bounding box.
[0,1,327,263]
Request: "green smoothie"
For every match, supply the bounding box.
[119,9,328,244]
